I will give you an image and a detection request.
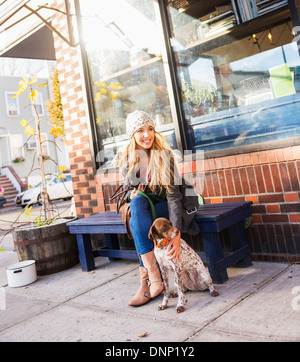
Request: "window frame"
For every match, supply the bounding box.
[31,92,45,117]
[5,91,20,117]
[10,134,25,161]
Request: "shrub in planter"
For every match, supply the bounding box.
[1,73,78,275]
[13,157,25,163]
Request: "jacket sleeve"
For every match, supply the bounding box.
[165,155,183,230]
[166,184,183,230]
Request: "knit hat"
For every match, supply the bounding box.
[126,110,155,138]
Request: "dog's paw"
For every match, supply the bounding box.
[176,305,185,313]
[168,291,178,298]
[158,304,168,311]
[210,290,219,297]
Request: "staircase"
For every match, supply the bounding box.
[0,175,19,210]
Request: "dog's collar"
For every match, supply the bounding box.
[156,237,168,249]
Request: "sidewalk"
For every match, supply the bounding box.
[0,232,299,342]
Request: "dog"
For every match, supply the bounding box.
[148,218,219,313]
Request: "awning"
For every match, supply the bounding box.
[0,1,53,56]
[1,25,56,60]
[0,0,75,60]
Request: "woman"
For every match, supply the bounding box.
[117,110,198,307]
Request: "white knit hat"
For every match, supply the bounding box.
[126,110,155,138]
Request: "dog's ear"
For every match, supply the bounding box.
[148,223,157,241]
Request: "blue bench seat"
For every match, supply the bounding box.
[67,201,253,283]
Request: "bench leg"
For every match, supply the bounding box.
[105,234,121,261]
[229,221,252,268]
[76,234,95,272]
[201,231,228,284]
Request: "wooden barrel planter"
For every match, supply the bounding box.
[12,218,79,276]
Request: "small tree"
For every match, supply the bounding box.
[14,76,66,223]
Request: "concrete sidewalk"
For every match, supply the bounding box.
[0,232,299,342]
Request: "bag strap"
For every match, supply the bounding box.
[136,190,156,222]
[110,185,134,201]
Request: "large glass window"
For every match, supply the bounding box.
[79,0,176,158]
[167,0,300,152]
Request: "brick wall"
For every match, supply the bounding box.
[51,0,99,218]
[201,147,300,262]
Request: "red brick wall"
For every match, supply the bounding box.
[201,147,300,262]
[51,1,99,218]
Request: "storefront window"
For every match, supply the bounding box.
[79,0,176,158]
[167,0,300,152]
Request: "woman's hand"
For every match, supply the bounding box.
[130,184,145,200]
[130,188,138,200]
[166,229,181,263]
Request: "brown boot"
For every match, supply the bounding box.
[140,251,164,298]
[128,267,150,307]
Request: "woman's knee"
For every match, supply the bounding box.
[130,195,149,213]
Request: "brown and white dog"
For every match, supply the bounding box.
[148,218,219,313]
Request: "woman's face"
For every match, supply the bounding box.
[133,125,155,150]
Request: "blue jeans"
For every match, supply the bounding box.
[129,195,169,266]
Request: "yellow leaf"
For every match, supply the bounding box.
[95,81,107,88]
[36,82,48,87]
[109,81,123,91]
[24,125,35,137]
[57,173,66,181]
[94,93,102,102]
[59,165,67,173]
[13,80,27,98]
[20,119,28,127]
[29,90,38,101]
[24,205,32,218]
[109,92,119,100]
[50,126,63,138]
[29,76,37,85]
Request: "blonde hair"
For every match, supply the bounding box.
[118,131,176,195]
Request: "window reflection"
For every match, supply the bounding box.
[167,0,300,152]
[80,0,175,157]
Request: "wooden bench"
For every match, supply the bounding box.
[67,201,253,284]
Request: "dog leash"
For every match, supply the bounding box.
[136,189,156,222]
